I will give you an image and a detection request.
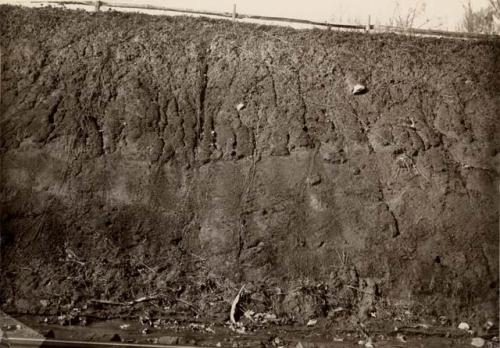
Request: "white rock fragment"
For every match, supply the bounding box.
[236,103,245,111]
[306,319,317,327]
[331,307,344,313]
[471,337,485,347]
[364,338,375,348]
[396,333,407,343]
[306,174,321,186]
[459,322,471,330]
[230,285,245,324]
[352,84,367,95]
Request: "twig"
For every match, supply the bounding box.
[133,295,158,304]
[90,299,125,306]
[63,258,86,266]
[345,285,375,296]
[90,295,159,306]
[335,248,347,266]
[189,252,207,262]
[131,256,156,273]
[178,299,200,314]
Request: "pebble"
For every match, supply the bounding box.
[358,338,375,348]
[396,333,407,343]
[306,174,321,186]
[1,324,21,331]
[459,322,471,330]
[306,319,317,327]
[470,337,485,347]
[352,84,367,95]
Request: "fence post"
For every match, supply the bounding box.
[366,15,371,32]
[94,1,101,12]
[232,0,236,21]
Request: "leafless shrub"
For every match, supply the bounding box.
[461,0,500,34]
[389,0,429,31]
[489,0,500,15]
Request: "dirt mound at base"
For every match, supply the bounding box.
[0,6,499,326]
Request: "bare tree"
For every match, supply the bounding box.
[461,0,499,34]
[488,0,500,16]
[389,0,429,30]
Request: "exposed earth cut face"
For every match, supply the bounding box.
[0,6,498,327]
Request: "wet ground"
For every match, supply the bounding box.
[1,311,498,348]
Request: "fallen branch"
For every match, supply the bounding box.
[89,299,124,306]
[230,285,245,324]
[90,295,158,306]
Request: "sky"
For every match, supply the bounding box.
[0,0,493,31]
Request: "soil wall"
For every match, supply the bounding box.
[1,6,499,324]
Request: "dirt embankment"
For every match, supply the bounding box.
[0,6,499,327]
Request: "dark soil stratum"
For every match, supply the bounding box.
[0,5,499,331]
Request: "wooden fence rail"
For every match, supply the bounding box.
[30,0,499,40]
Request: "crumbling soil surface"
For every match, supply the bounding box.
[0,5,499,336]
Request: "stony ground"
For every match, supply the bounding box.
[0,4,499,340]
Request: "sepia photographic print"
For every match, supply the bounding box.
[0,0,499,347]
